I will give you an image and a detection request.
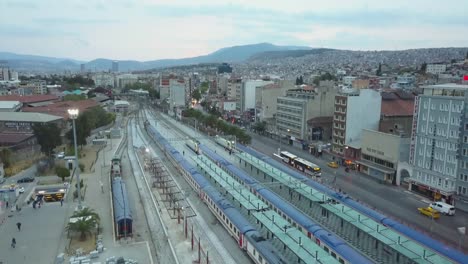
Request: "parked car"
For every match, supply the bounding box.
[418,207,440,219]
[17,177,35,183]
[327,161,339,168]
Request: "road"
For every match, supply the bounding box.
[248,132,468,252]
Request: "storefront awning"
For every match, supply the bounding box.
[356,160,395,174]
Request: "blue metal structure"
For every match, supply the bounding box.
[145,123,286,264]
[200,144,372,264]
[236,143,468,264]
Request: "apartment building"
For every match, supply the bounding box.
[457,92,468,211]
[237,80,273,112]
[426,63,447,75]
[276,82,336,144]
[332,89,381,162]
[409,83,468,204]
[256,81,293,121]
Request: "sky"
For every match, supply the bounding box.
[1,0,468,61]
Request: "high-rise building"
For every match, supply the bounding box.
[80,64,86,73]
[409,83,468,204]
[112,61,119,72]
[0,60,9,81]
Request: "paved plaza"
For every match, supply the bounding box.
[0,137,153,264]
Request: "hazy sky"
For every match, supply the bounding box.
[1,0,467,61]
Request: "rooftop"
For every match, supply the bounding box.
[0,112,63,122]
[114,100,130,106]
[421,83,468,90]
[0,94,59,104]
[22,99,99,119]
[381,90,415,117]
[0,101,21,109]
[0,133,35,144]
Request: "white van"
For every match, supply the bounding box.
[429,202,455,216]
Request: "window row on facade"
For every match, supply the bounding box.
[361,154,395,169]
[277,106,302,114]
[420,114,460,125]
[276,113,301,122]
[416,171,454,189]
[422,101,463,113]
[418,138,458,150]
[419,125,460,138]
[277,100,303,107]
[416,159,457,176]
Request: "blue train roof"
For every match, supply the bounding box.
[245,230,288,264]
[255,187,317,230]
[224,207,256,234]
[382,218,468,263]
[225,164,259,185]
[112,178,132,222]
[199,145,229,166]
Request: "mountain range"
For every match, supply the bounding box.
[0,43,311,73]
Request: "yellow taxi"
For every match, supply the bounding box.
[418,207,440,219]
[327,161,339,168]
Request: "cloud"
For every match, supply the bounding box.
[34,17,120,25]
[0,0,467,60]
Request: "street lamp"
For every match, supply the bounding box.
[68,108,82,210]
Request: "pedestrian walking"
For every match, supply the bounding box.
[100,181,104,193]
[60,199,63,206]
[16,222,21,231]
[11,238,16,248]
[6,201,9,208]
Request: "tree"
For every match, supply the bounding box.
[420,62,427,74]
[192,89,201,101]
[313,72,337,86]
[66,209,99,240]
[33,123,62,157]
[55,166,70,182]
[0,149,12,168]
[376,63,382,76]
[253,121,267,134]
[72,207,100,224]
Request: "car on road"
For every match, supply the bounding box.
[418,207,440,219]
[327,161,339,168]
[18,187,25,193]
[17,177,35,183]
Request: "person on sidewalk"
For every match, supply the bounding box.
[60,199,63,206]
[11,238,16,248]
[16,222,21,231]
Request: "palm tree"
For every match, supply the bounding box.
[66,217,98,240]
[72,207,100,224]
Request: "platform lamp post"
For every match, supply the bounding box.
[68,108,82,210]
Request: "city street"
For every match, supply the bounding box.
[249,132,468,253]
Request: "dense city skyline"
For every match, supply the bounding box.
[1,0,468,61]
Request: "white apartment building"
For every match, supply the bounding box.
[169,79,186,108]
[237,80,273,112]
[343,76,357,86]
[92,73,115,88]
[426,64,447,75]
[332,89,381,156]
